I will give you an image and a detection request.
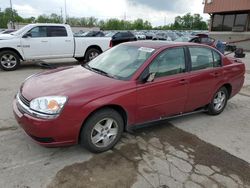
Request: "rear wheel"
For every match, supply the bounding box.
[0,51,20,71]
[207,87,228,115]
[84,48,101,62]
[80,108,124,153]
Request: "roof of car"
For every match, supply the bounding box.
[124,41,202,49]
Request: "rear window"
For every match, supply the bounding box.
[47,26,67,37]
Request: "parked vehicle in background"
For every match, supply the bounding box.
[0,24,111,71]
[174,36,194,42]
[75,31,105,37]
[189,34,216,47]
[134,32,146,40]
[13,41,245,153]
[0,29,16,34]
[110,31,137,47]
[153,32,172,41]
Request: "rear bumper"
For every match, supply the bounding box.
[13,99,82,147]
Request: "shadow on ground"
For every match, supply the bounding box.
[48,122,250,188]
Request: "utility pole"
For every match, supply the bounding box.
[60,7,63,23]
[64,0,67,23]
[10,0,15,29]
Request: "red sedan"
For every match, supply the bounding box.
[13,41,245,153]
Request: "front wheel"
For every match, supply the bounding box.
[84,48,101,62]
[80,108,124,153]
[207,87,228,115]
[0,51,20,71]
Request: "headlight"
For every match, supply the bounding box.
[30,96,67,115]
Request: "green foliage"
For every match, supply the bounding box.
[0,8,23,28]
[0,8,207,31]
[156,13,208,30]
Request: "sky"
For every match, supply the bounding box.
[1,0,210,26]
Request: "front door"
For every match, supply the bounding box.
[20,26,51,59]
[136,47,189,124]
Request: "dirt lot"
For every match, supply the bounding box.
[0,55,250,188]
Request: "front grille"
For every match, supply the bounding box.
[19,93,30,107]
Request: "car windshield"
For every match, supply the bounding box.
[86,45,155,80]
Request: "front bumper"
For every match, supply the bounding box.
[13,98,82,147]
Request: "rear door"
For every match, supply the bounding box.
[47,26,74,58]
[184,46,223,112]
[20,26,51,59]
[136,47,189,124]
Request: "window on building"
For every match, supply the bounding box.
[223,14,235,31]
[212,14,223,31]
[234,14,248,29]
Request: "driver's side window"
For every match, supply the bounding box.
[149,48,186,78]
[27,26,47,38]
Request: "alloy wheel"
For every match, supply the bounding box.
[0,54,17,69]
[91,118,118,148]
[213,91,226,111]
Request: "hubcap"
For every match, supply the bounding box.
[213,91,226,111]
[0,54,17,69]
[89,51,99,61]
[91,118,118,148]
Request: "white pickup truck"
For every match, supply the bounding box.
[0,23,111,71]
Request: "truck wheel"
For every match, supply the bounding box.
[75,57,85,63]
[84,48,101,62]
[0,51,20,71]
[207,87,228,115]
[80,108,124,153]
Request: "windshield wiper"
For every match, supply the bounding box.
[83,64,116,79]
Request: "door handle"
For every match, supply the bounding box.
[210,72,220,77]
[179,79,189,85]
[65,40,71,42]
[41,40,48,42]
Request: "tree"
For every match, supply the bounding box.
[0,8,23,28]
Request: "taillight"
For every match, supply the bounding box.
[109,41,113,48]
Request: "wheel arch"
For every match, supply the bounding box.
[0,47,24,60]
[78,104,128,143]
[222,83,232,98]
[84,45,103,56]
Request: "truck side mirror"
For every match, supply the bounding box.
[22,32,32,38]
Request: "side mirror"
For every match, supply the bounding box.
[145,72,156,82]
[22,32,31,38]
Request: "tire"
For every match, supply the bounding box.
[207,87,228,115]
[0,51,20,71]
[75,57,85,63]
[80,108,124,153]
[84,48,101,62]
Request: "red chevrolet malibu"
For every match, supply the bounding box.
[13,41,245,153]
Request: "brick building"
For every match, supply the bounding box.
[203,0,250,50]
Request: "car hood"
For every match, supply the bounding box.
[0,34,17,40]
[21,66,131,102]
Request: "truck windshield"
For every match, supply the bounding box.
[11,25,33,36]
[86,45,155,80]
